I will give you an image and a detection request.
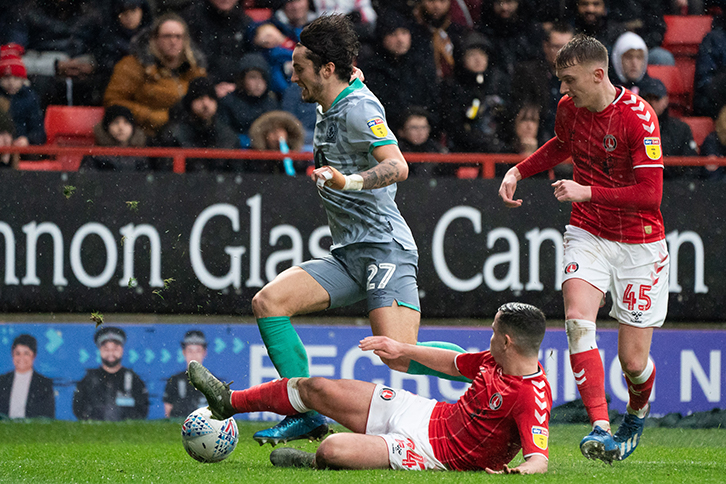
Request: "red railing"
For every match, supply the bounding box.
[1,145,725,178]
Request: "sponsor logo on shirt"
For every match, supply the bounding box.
[644,137,662,160]
[367,117,388,138]
[565,262,579,274]
[379,387,396,400]
[532,426,549,450]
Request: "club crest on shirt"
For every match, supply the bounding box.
[603,134,617,152]
[565,262,579,274]
[367,117,388,138]
[643,137,662,160]
[532,426,549,450]
[325,123,338,143]
[379,387,396,400]
[489,392,503,410]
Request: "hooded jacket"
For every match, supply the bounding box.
[611,31,648,85]
[217,53,279,136]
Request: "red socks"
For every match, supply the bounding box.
[230,378,297,415]
[570,348,609,424]
[625,364,656,412]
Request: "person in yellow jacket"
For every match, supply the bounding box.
[104,12,206,137]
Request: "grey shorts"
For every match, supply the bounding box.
[299,241,420,313]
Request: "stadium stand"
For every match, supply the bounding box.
[17,106,104,171]
[681,116,715,150]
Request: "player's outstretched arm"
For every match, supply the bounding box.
[485,455,548,475]
[359,336,460,376]
[499,166,523,208]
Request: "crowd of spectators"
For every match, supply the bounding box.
[0,0,725,176]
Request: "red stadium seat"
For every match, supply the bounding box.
[662,15,713,57]
[647,65,690,115]
[43,105,104,171]
[681,116,714,150]
[456,166,480,178]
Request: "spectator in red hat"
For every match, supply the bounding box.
[5,0,104,107]
[0,43,46,147]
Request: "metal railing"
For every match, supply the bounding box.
[1,145,724,177]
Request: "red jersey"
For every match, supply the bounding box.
[516,88,665,244]
[428,351,551,471]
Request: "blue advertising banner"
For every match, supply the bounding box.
[1,323,723,420]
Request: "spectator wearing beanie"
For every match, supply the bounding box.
[0,43,45,146]
[357,9,440,130]
[80,105,150,171]
[217,53,279,143]
[153,76,239,172]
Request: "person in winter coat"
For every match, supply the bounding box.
[609,31,654,95]
[80,105,149,172]
[182,0,252,90]
[153,76,239,172]
[94,0,154,91]
[247,110,306,174]
[357,9,439,131]
[4,0,103,107]
[217,53,280,142]
[104,13,207,137]
[638,77,699,179]
[694,13,726,118]
[0,44,45,146]
[442,31,509,153]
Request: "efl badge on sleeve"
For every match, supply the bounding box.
[367,117,388,138]
[643,137,662,160]
[532,426,549,450]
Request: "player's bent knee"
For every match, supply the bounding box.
[315,436,344,469]
[251,288,278,318]
[299,377,332,402]
[619,356,647,376]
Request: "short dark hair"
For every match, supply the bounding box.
[12,334,37,355]
[182,330,207,349]
[299,13,360,82]
[546,21,575,42]
[554,34,608,71]
[496,302,546,357]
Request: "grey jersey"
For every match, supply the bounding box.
[313,79,416,250]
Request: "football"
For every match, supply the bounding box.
[181,407,239,463]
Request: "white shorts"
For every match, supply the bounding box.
[562,225,669,328]
[366,385,446,471]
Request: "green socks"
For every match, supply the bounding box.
[257,316,310,378]
[258,318,471,384]
[407,341,473,383]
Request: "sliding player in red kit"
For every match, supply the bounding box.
[499,34,669,464]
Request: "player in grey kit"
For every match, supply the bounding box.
[249,13,467,445]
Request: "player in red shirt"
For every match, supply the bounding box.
[188,302,551,474]
[499,35,669,464]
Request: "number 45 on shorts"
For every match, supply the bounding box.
[622,284,652,311]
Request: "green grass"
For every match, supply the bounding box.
[1,420,725,483]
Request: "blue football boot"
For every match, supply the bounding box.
[580,425,621,464]
[613,405,649,460]
[253,412,328,446]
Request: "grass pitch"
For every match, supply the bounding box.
[1,420,724,483]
